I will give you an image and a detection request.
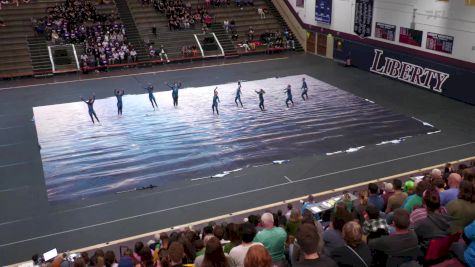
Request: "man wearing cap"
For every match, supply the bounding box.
[403,180,430,213]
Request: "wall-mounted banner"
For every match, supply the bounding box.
[315,0,332,24]
[333,39,475,105]
[426,32,454,54]
[354,0,374,37]
[399,27,423,47]
[370,49,449,93]
[296,0,304,7]
[375,22,396,41]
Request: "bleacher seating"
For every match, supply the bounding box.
[22,161,475,267]
[126,0,202,60]
[0,0,302,78]
[0,0,64,78]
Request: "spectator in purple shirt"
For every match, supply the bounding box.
[440,173,462,206]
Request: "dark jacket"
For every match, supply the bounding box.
[414,212,451,248]
[331,243,372,267]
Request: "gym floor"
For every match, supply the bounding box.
[1,53,474,265]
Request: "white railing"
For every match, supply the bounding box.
[47,44,80,73]
[212,32,225,57]
[193,34,205,58]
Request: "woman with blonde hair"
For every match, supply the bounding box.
[286,209,302,236]
[353,190,369,224]
[331,221,372,267]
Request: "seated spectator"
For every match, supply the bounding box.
[191,45,199,56]
[410,186,448,227]
[213,225,225,242]
[253,213,287,265]
[463,168,475,183]
[203,14,213,27]
[149,45,156,58]
[404,180,415,198]
[196,234,215,257]
[231,30,239,41]
[130,48,137,63]
[440,173,462,206]
[431,168,443,181]
[229,222,262,267]
[293,224,338,267]
[247,26,254,40]
[369,209,420,267]
[286,209,301,236]
[51,30,60,44]
[368,183,384,212]
[382,182,395,211]
[223,19,229,32]
[181,45,191,57]
[257,7,265,19]
[432,178,446,193]
[194,236,232,267]
[331,221,372,267]
[168,242,185,267]
[300,194,316,213]
[352,190,369,224]
[363,205,389,242]
[276,210,287,227]
[385,179,408,213]
[323,202,354,255]
[73,257,86,267]
[403,180,430,213]
[229,19,235,31]
[464,220,475,267]
[285,203,292,220]
[447,180,475,233]
[91,249,105,266]
[139,246,154,267]
[287,33,295,50]
[413,187,451,251]
[104,250,118,267]
[201,24,208,34]
[223,223,241,253]
[157,45,170,63]
[290,209,325,264]
[243,245,272,267]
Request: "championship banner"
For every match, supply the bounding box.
[315,0,332,24]
[375,22,396,41]
[354,0,374,37]
[426,32,454,54]
[399,27,423,47]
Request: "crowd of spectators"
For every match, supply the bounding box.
[32,0,137,69]
[218,3,294,53]
[238,28,296,53]
[0,0,30,10]
[34,164,475,267]
[147,0,209,31]
[204,0,254,9]
[181,45,199,57]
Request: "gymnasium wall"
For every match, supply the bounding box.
[289,0,475,63]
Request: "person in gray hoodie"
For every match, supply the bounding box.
[414,187,451,251]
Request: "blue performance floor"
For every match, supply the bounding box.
[34,74,436,202]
